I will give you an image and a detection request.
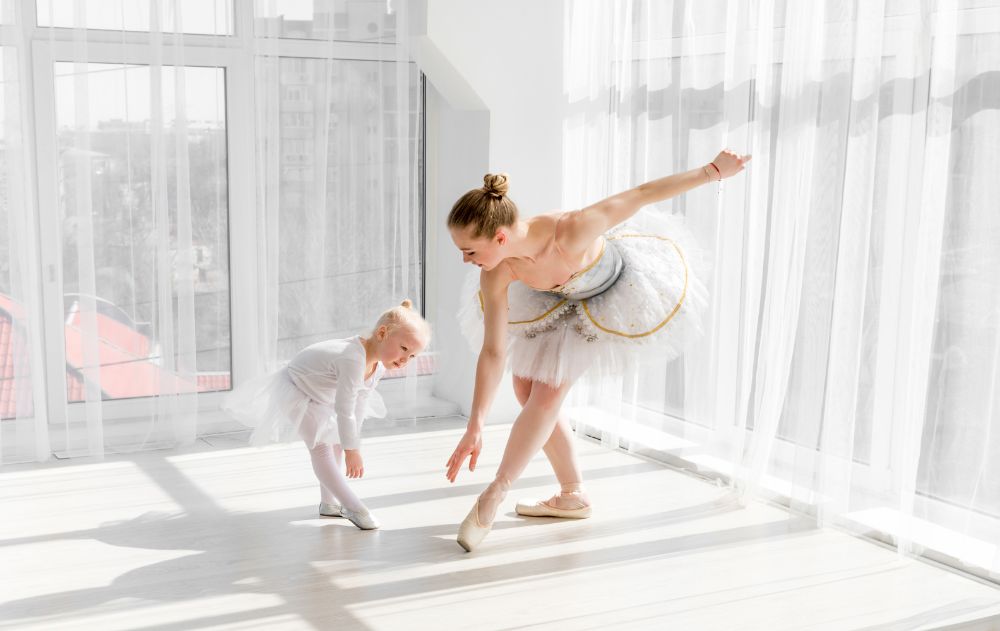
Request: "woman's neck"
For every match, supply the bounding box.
[504,219,544,262]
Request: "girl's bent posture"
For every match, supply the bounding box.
[224,300,431,530]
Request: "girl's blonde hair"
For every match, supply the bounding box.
[446,173,518,238]
[374,299,431,341]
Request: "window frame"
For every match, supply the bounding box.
[31,38,249,424]
[14,0,423,425]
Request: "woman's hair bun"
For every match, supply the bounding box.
[482,173,509,199]
[400,298,414,309]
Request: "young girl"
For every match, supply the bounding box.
[224,300,431,530]
[446,150,749,550]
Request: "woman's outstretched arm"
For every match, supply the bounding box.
[446,266,512,482]
[563,149,750,245]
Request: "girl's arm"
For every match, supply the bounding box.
[333,357,364,451]
[445,266,512,483]
[562,149,750,248]
[333,354,367,477]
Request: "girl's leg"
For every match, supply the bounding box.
[306,442,365,512]
[476,379,573,524]
[322,444,348,505]
[320,480,337,506]
[512,376,589,510]
[299,404,365,512]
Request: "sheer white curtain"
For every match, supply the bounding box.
[1,0,422,465]
[1,4,49,463]
[564,0,1000,580]
[251,0,423,375]
[0,1,226,462]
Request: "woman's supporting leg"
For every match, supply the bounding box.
[512,376,589,510]
[476,379,572,524]
[539,417,590,509]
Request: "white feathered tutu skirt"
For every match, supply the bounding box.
[221,368,386,448]
[458,212,709,386]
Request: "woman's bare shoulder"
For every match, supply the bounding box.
[551,209,599,254]
[531,210,568,224]
[526,210,569,241]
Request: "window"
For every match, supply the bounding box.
[269,56,421,360]
[916,31,1000,517]
[52,62,230,402]
[0,45,36,420]
[37,0,233,35]
[1,1,423,426]
[565,0,1000,577]
[254,0,394,43]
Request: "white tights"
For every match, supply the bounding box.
[299,402,365,512]
[306,442,365,512]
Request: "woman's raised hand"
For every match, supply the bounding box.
[446,429,483,483]
[710,149,751,179]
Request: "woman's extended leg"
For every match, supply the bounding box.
[475,379,573,525]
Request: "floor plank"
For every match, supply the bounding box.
[2,416,999,630]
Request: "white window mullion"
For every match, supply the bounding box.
[869,39,922,476]
[39,38,241,68]
[3,0,52,457]
[29,39,69,427]
[254,36,399,62]
[890,13,955,520]
[29,27,243,48]
[225,15,259,385]
[0,24,17,43]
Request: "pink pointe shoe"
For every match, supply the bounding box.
[457,479,509,552]
[456,499,491,552]
[516,491,592,519]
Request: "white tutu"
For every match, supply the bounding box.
[222,368,386,448]
[458,211,709,386]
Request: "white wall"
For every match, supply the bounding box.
[423,84,494,414]
[416,0,566,419]
[426,0,565,215]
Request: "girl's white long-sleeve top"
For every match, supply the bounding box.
[285,336,386,450]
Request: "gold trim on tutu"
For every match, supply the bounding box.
[581,234,687,339]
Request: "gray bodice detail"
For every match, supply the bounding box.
[547,238,624,300]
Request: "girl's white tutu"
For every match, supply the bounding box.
[222,368,386,448]
[458,211,709,386]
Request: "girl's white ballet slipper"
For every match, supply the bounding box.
[515,498,592,519]
[341,506,380,530]
[456,499,492,552]
[319,502,343,517]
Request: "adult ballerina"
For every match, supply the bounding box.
[446,150,750,551]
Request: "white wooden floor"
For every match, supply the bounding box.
[2,415,1000,631]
